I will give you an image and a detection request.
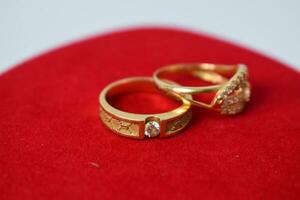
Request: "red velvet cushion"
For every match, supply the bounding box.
[1,27,300,200]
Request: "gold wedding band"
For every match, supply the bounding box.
[153,63,251,115]
[99,77,192,139]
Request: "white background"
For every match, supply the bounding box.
[1,0,299,74]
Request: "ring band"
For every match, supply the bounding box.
[99,77,192,139]
[153,63,251,115]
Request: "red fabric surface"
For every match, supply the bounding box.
[1,27,300,200]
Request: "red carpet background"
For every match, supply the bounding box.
[0,27,300,200]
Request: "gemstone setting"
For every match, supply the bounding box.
[144,121,160,138]
[216,67,251,115]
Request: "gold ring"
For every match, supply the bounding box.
[99,77,192,139]
[153,63,251,115]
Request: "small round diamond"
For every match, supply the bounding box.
[144,121,160,138]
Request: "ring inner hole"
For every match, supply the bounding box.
[106,80,181,114]
[159,70,233,104]
[159,69,232,86]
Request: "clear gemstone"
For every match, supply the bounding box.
[144,121,160,138]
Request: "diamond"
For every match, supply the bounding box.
[144,121,160,138]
